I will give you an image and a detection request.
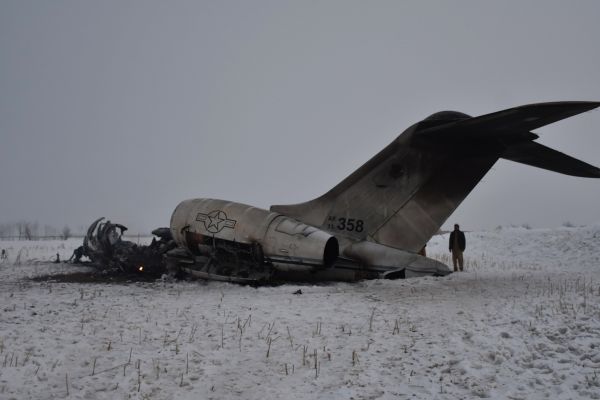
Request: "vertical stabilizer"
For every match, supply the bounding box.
[271,102,600,252]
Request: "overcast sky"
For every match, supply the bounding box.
[1,1,599,234]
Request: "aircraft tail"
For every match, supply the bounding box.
[271,102,600,252]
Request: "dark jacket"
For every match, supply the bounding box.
[449,230,466,252]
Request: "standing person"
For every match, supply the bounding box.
[449,224,466,271]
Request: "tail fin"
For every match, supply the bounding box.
[271,102,600,252]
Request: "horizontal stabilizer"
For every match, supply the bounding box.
[418,101,600,139]
[502,141,600,178]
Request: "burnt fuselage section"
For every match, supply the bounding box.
[166,199,340,282]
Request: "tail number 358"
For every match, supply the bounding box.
[327,217,364,232]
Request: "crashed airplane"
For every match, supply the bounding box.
[81,101,600,283]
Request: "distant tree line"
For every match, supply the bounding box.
[0,221,77,240]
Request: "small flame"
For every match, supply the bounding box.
[138,266,144,272]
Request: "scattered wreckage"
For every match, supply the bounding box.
[70,218,174,278]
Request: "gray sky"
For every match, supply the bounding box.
[1,1,599,234]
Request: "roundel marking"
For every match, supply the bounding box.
[195,210,237,234]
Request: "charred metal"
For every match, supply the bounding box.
[71,218,174,277]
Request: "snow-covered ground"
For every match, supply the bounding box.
[1,226,600,399]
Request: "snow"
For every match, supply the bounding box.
[1,226,600,399]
